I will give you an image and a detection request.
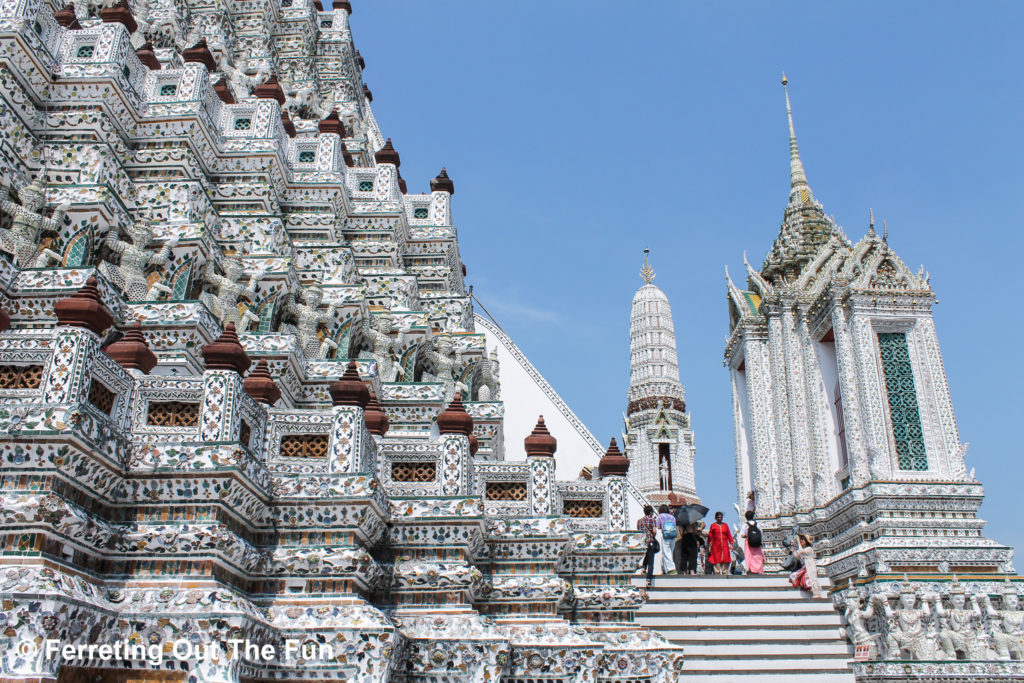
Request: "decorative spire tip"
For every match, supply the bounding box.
[640,248,655,284]
[782,74,811,200]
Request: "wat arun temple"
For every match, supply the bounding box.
[0,0,1020,681]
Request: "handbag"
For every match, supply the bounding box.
[781,552,803,572]
[648,539,660,554]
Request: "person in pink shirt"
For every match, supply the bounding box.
[739,510,764,574]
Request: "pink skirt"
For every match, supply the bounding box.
[789,567,810,591]
[745,541,764,574]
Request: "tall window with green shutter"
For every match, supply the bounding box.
[878,332,927,471]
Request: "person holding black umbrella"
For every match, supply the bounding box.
[678,522,705,575]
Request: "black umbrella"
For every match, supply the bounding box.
[674,504,709,527]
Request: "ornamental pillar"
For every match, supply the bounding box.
[764,299,795,513]
[741,333,781,517]
[429,167,454,225]
[599,437,630,531]
[44,276,113,404]
[830,291,872,487]
[524,415,556,516]
[373,138,402,201]
[327,360,371,473]
[437,392,473,495]
[198,323,250,443]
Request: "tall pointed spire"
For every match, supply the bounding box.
[626,255,700,504]
[782,73,813,204]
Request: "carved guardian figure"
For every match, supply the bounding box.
[200,258,264,331]
[361,312,405,383]
[936,586,988,660]
[279,285,337,358]
[0,180,70,268]
[98,213,176,301]
[876,587,938,660]
[477,348,500,401]
[421,337,467,403]
[986,587,1024,661]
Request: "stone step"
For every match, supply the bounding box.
[636,613,844,629]
[642,599,837,614]
[681,642,853,658]
[681,656,854,673]
[644,589,834,603]
[660,628,847,643]
[677,672,855,683]
[633,575,832,590]
[634,574,853,680]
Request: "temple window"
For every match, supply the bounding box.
[234,118,252,131]
[160,84,177,97]
[0,364,44,389]
[123,66,130,79]
[76,45,94,58]
[392,461,436,482]
[279,434,329,458]
[146,401,199,427]
[486,481,527,501]
[413,207,428,219]
[240,420,252,448]
[564,499,603,518]
[299,150,315,163]
[878,332,927,471]
[358,180,374,192]
[834,383,849,468]
[88,379,116,415]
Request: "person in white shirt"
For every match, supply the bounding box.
[655,504,678,575]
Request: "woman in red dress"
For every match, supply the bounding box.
[707,511,734,575]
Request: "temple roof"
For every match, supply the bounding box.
[760,76,843,286]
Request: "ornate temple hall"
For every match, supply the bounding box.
[0,1,1020,682]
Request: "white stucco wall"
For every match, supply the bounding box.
[475,314,648,525]
[474,314,606,481]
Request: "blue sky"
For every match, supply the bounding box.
[347,3,1024,556]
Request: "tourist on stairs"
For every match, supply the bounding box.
[656,504,678,575]
[637,505,659,587]
[707,511,734,575]
[739,510,764,574]
[679,523,705,575]
[788,534,822,598]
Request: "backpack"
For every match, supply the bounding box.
[747,522,762,548]
[662,518,677,541]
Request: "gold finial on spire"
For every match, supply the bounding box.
[640,248,655,284]
[782,73,811,201]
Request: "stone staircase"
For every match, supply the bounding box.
[633,575,855,681]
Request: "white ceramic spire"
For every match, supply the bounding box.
[628,280,685,404]
[625,251,699,504]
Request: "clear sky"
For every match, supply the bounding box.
[346,3,1024,556]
